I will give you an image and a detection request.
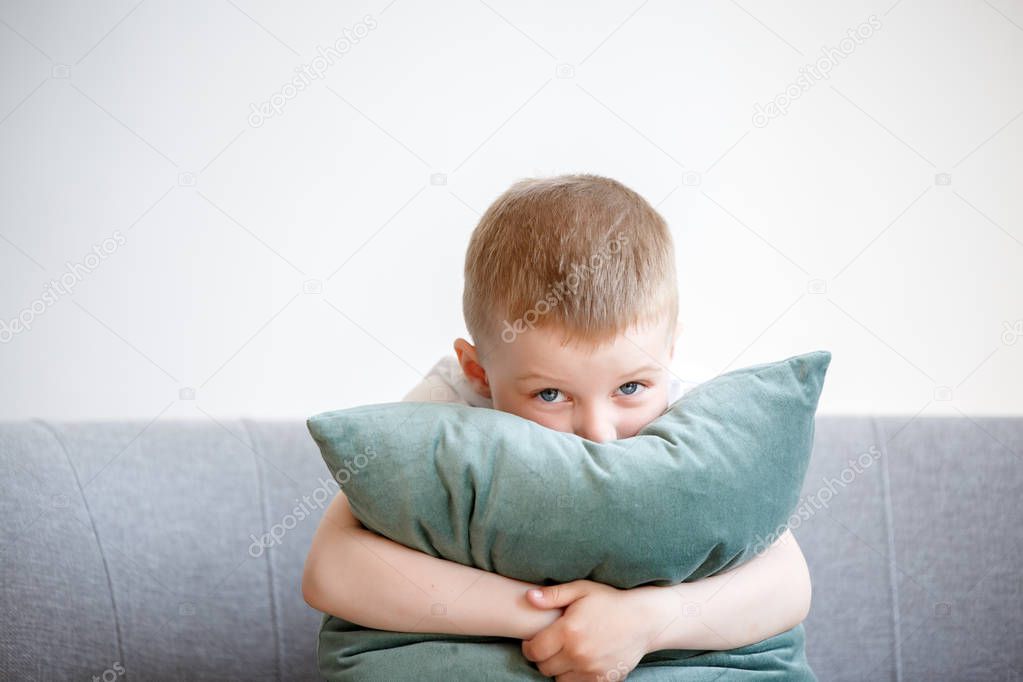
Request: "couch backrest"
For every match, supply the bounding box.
[1,416,1019,680]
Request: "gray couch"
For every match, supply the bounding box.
[1,416,1020,681]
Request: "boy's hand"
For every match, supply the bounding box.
[521,580,658,681]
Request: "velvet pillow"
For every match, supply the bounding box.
[306,350,830,680]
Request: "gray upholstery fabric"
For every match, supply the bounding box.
[1,416,1020,681]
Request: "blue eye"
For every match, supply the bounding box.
[536,388,563,403]
[618,382,642,396]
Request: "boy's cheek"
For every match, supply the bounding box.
[622,392,672,436]
[516,408,571,435]
[492,396,571,435]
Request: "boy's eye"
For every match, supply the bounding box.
[617,382,644,396]
[535,388,565,403]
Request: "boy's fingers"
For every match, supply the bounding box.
[521,628,563,662]
[554,674,590,682]
[525,589,547,607]
[527,581,586,608]
[534,651,574,678]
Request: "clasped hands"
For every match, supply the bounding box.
[521,579,673,682]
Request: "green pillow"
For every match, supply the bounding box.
[307,350,830,680]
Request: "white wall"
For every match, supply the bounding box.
[1,0,1020,420]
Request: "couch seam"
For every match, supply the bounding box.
[241,417,284,682]
[31,418,128,680]
[873,417,902,682]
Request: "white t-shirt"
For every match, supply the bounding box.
[402,354,705,411]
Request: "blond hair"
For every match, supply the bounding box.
[462,174,678,360]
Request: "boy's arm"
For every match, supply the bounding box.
[636,528,812,652]
[302,490,562,639]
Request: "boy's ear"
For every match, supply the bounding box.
[453,337,492,399]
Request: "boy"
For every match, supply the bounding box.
[303,174,812,680]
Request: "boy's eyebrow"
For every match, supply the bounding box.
[516,363,664,383]
[515,371,563,383]
[616,363,664,379]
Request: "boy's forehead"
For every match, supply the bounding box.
[490,320,671,376]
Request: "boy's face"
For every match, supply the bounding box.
[454,318,677,443]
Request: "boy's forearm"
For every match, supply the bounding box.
[638,529,812,652]
[303,495,560,639]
